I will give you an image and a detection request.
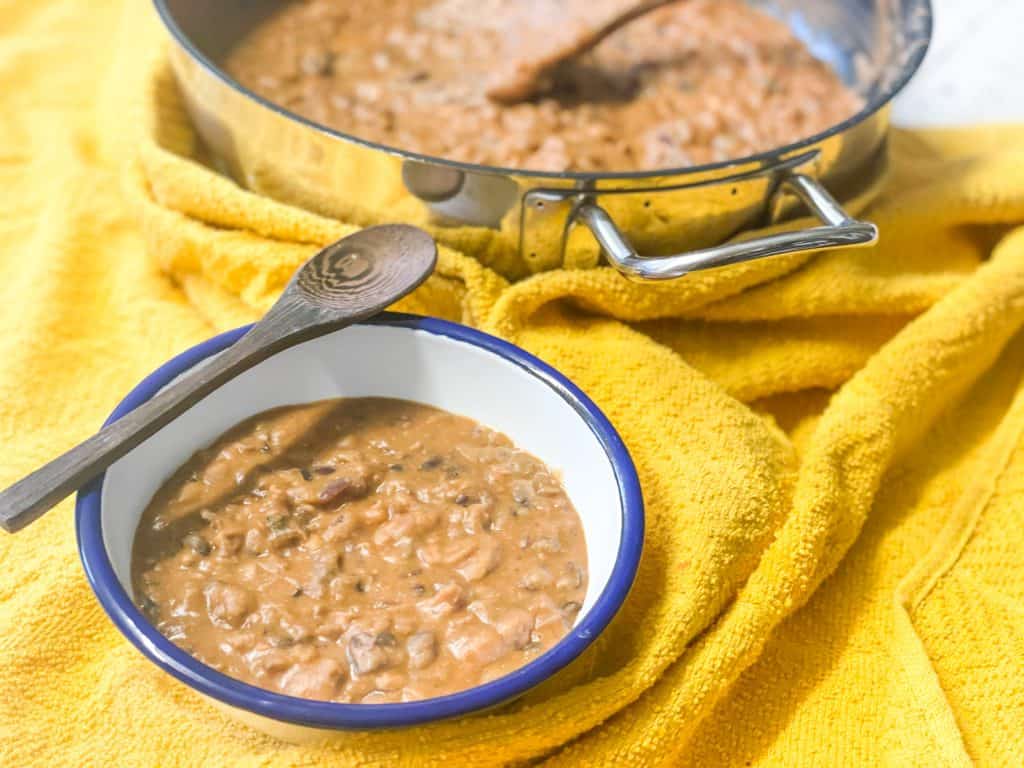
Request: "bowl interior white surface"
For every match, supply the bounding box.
[100,323,622,623]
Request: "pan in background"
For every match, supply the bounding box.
[154,0,932,279]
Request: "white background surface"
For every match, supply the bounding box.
[892,0,1024,126]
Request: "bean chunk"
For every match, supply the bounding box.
[281,659,345,699]
[204,582,253,629]
[318,474,370,505]
[346,632,392,675]
[406,632,437,670]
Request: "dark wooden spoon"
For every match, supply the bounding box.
[486,0,677,104]
[0,224,437,533]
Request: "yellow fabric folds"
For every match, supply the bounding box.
[1,1,1023,766]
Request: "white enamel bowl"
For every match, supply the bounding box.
[76,313,643,738]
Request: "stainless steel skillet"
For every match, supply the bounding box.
[153,0,932,280]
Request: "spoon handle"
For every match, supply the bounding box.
[0,224,437,534]
[0,325,291,533]
[590,0,678,48]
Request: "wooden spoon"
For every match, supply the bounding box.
[486,0,678,104]
[0,224,437,533]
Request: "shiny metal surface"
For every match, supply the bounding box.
[154,0,932,278]
[577,173,878,280]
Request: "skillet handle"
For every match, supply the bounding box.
[575,173,878,281]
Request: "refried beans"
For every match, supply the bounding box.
[223,0,863,172]
[131,398,588,704]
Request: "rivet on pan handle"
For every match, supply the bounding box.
[575,173,878,281]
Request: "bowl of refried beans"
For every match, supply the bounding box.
[76,312,643,738]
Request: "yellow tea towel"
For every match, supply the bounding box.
[2,2,1024,766]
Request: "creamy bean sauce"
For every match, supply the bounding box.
[224,0,862,172]
[132,398,587,704]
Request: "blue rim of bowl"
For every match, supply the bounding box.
[76,311,644,729]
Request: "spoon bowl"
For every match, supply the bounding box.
[292,224,436,314]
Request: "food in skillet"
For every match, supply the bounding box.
[224,0,863,172]
[132,397,588,704]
